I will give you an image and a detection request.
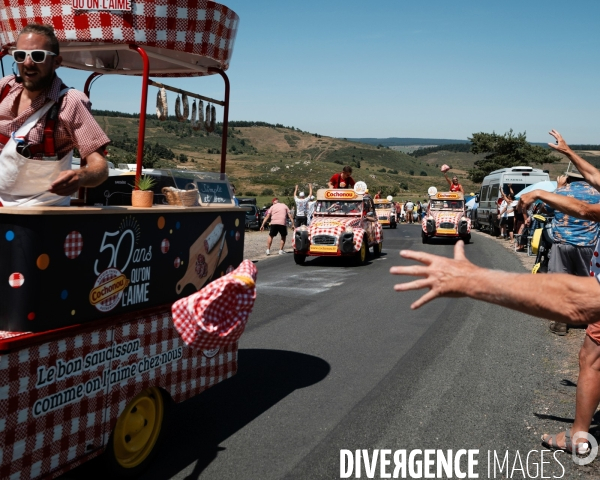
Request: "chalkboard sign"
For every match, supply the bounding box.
[197,181,233,205]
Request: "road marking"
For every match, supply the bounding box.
[257,269,356,296]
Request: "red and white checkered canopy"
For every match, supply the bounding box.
[0,0,239,77]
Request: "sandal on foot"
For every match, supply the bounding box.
[541,429,590,455]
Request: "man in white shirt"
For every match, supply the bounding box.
[307,195,317,225]
[405,200,415,224]
[294,184,313,227]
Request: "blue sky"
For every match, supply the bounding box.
[6,0,600,143]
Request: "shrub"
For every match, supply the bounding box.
[261,188,274,196]
[420,171,428,176]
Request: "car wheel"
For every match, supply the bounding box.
[489,218,499,237]
[462,234,471,244]
[105,387,170,478]
[422,231,428,244]
[373,242,382,257]
[354,239,367,265]
[294,253,306,265]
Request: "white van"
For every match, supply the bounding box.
[475,166,549,235]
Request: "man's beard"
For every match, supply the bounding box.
[21,69,54,92]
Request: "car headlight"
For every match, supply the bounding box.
[345,226,354,233]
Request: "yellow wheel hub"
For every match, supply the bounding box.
[113,387,164,469]
[359,242,366,262]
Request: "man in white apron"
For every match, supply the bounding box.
[0,24,109,207]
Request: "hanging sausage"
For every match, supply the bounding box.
[175,95,183,122]
[190,100,198,129]
[197,100,204,131]
[182,93,189,121]
[204,103,213,132]
[156,87,168,121]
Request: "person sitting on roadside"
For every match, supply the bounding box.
[328,166,355,189]
[389,129,600,457]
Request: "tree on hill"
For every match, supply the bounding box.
[468,129,556,183]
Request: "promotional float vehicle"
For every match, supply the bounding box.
[422,188,471,243]
[374,196,397,229]
[292,184,383,265]
[0,2,247,479]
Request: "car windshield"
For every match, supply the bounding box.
[315,200,362,215]
[430,200,464,210]
[375,203,392,209]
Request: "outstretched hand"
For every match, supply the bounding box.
[548,129,570,155]
[390,241,480,309]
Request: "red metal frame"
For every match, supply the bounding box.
[77,49,232,185]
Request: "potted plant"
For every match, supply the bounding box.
[131,175,156,207]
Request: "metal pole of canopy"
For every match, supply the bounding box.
[208,67,230,176]
[83,72,103,99]
[129,44,150,188]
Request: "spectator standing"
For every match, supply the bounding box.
[498,194,516,242]
[374,190,382,199]
[260,198,294,255]
[545,170,600,335]
[417,201,423,221]
[328,166,355,189]
[231,184,239,206]
[405,199,414,224]
[396,201,403,222]
[307,195,317,225]
[293,184,313,227]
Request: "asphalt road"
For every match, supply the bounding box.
[70,225,567,479]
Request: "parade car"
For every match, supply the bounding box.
[422,190,471,243]
[374,197,397,229]
[292,188,383,265]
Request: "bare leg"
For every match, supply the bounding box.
[267,236,273,250]
[544,335,600,448]
[280,237,286,250]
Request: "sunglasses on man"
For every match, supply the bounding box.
[12,49,56,64]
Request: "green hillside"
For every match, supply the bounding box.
[95,113,587,203]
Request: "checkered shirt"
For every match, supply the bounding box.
[0,75,110,159]
[172,260,257,350]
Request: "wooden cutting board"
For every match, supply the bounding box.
[176,216,229,294]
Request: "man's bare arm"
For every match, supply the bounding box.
[549,129,600,191]
[390,241,600,325]
[49,148,108,196]
[520,189,600,222]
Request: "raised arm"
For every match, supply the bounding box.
[443,172,452,186]
[308,184,313,197]
[294,184,298,198]
[549,129,600,191]
[390,241,600,325]
[520,190,600,222]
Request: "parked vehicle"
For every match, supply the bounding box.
[242,204,262,230]
[476,166,549,235]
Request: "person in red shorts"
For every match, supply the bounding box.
[328,166,355,189]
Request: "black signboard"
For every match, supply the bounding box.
[0,207,245,332]
[197,181,233,205]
